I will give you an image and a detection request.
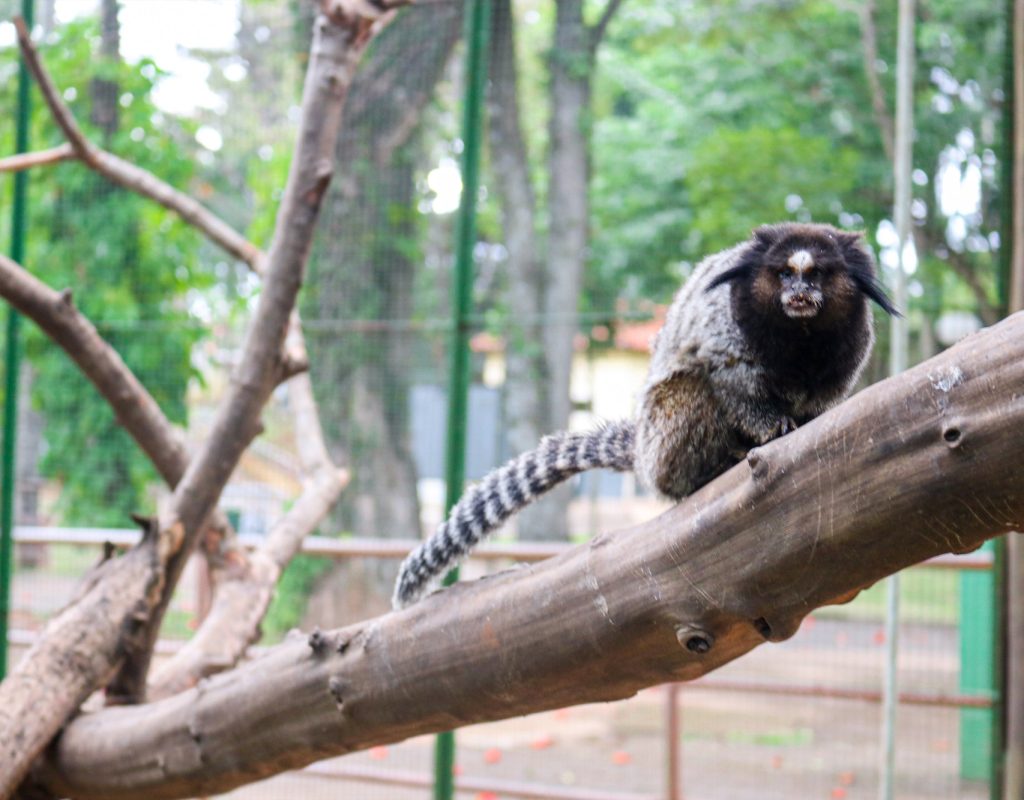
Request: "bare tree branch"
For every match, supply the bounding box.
[24,311,1024,800]
[0,143,74,173]
[9,10,355,696]
[0,254,190,487]
[0,9,397,793]
[146,465,347,700]
[106,7,391,704]
[146,368,349,700]
[589,0,626,53]
[12,17,265,273]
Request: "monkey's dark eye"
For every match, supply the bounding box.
[807,267,822,280]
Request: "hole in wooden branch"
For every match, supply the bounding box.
[676,625,714,654]
[328,676,345,709]
[753,617,772,639]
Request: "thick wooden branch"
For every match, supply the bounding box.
[0,535,164,800]
[13,17,264,272]
[26,313,1024,800]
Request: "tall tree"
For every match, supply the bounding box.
[301,2,463,607]
[486,0,624,542]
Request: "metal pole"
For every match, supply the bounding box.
[666,684,682,800]
[434,1,490,797]
[879,0,915,797]
[1003,1,1024,795]
[0,0,35,680]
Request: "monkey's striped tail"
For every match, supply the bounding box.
[392,420,636,608]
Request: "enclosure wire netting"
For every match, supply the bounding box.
[0,0,1008,797]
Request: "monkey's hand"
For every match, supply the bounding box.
[777,415,798,436]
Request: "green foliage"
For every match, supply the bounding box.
[0,20,207,525]
[583,0,1007,323]
[686,127,859,253]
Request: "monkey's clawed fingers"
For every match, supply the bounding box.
[778,416,798,436]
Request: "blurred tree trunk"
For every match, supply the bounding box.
[486,0,621,542]
[90,0,120,139]
[38,0,57,36]
[533,0,594,541]
[302,5,462,612]
[486,0,558,541]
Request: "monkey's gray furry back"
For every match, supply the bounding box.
[392,420,635,608]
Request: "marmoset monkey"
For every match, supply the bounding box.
[393,222,898,608]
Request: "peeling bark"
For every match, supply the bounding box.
[24,311,1024,800]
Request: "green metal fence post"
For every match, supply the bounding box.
[433,0,491,797]
[960,541,997,781]
[0,0,35,680]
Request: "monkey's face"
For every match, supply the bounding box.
[757,243,860,325]
[766,248,827,320]
[707,223,899,327]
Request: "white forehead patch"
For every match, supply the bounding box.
[787,249,814,272]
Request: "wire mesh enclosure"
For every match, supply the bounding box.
[0,0,1011,797]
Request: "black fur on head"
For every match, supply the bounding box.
[706,223,900,318]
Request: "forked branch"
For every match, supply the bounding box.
[5,9,351,698]
[11,17,264,272]
[0,8,401,795]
